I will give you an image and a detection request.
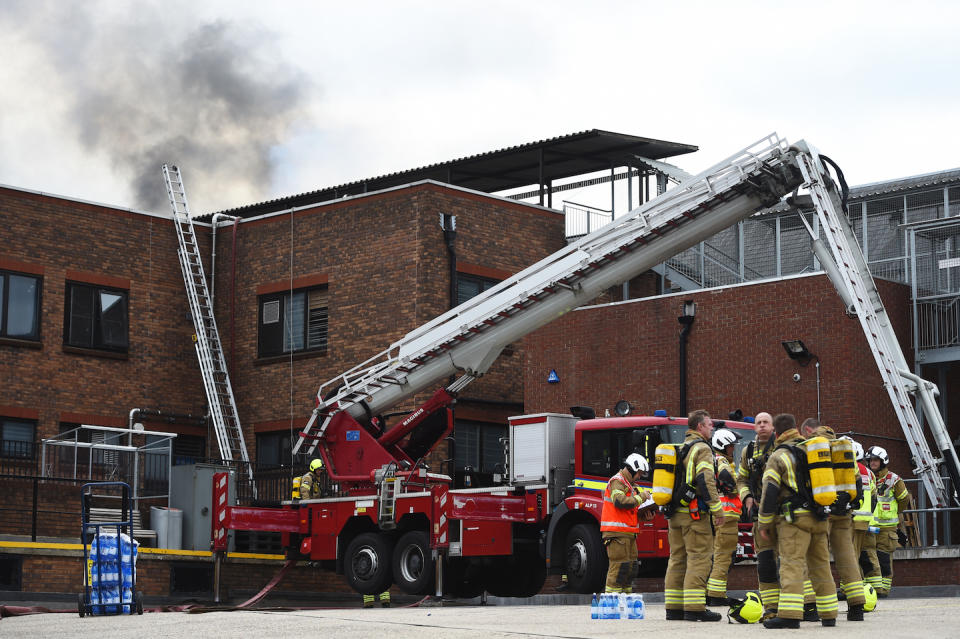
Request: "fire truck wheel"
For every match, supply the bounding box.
[564,523,607,593]
[507,549,547,598]
[443,558,484,599]
[392,530,434,595]
[345,532,394,595]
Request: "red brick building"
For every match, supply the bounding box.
[523,273,919,467]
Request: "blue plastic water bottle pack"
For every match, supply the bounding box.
[87,531,139,615]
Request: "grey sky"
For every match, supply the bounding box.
[1,0,958,214]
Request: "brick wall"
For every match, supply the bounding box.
[218,183,564,465]
[524,273,932,477]
[0,186,208,446]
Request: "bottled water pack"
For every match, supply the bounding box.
[590,593,644,619]
[87,530,139,614]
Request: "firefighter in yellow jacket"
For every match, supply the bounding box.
[294,458,325,500]
[601,452,653,593]
[866,446,910,597]
[706,427,742,606]
[849,441,881,591]
[800,421,867,620]
[664,409,723,622]
[736,411,779,613]
[757,414,838,629]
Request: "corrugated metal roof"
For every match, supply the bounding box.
[204,129,696,219]
[850,167,960,200]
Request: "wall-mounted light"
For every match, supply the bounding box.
[614,400,633,417]
[679,300,696,325]
[782,339,815,366]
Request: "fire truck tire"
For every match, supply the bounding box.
[443,558,484,599]
[392,530,434,595]
[345,532,394,595]
[507,549,547,598]
[564,523,607,593]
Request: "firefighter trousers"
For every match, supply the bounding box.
[775,513,838,620]
[664,510,713,612]
[876,527,898,594]
[706,519,739,597]
[860,529,882,592]
[828,515,865,605]
[753,520,780,611]
[604,534,638,592]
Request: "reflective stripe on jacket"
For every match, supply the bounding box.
[600,470,640,534]
[852,463,875,522]
[716,454,743,515]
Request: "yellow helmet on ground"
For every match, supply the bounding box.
[863,583,878,612]
[310,458,324,472]
[728,591,764,623]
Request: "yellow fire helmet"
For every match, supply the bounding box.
[863,583,878,612]
[728,592,764,623]
[310,458,324,472]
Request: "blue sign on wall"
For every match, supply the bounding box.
[547,369,560,383]
[346,430,360,441]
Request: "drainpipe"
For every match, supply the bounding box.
[440,214,457,478]
[677,301,697,417]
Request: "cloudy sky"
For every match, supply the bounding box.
[1,1,958,215]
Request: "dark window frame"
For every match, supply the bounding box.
[0,270,42,341]
[256,430,309,468]
[1,417,37,460]
[64,282,129,352]
[456,273,499,306]
[453,420,507,475]
[257,286,328,358]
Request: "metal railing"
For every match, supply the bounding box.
[563,201,612,238]
[901,476,956,547]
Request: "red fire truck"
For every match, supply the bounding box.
[202,136,959,598]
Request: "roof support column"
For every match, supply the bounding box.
[538,148,544,206]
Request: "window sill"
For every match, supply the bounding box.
[0,337,42,349]
[255,349,327,366]
[62,345,129,360]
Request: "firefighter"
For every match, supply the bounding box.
[296,458,325,500]
[736,411,779,614]
[800,421,866,621]
[757,413,838,629]
[706,427,742,606]
[866,445,911,597]
[600,452,653,593]
[664,409,723,622]
[849,440,881,593]
[362,591,390,608]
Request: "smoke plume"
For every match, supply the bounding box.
[1,1,312,213]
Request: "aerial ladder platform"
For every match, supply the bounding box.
[291,134,959,509]
[163,165,255,490]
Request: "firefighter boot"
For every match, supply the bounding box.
[762,616,801,629]
[821,618,836,627]
[847,604,865,621]
[684,609,722,622]
[802,602,820,622]
[665,609,684,621]
[706,595,730,607]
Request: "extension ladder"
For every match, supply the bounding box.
[162,165,254,488]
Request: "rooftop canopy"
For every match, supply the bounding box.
[210,129,697,219]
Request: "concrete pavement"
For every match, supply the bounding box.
[2,596,958,638]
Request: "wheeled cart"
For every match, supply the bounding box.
[78,482,143,616]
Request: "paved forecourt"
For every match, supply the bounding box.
[3,597,958,639]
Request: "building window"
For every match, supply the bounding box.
[256,431,308,468]
[454,420,506,474]
[64,283,129,352]
[457,274,498,306]
[258,287,328,358]
[0,271,41,340]
[1,418,36,459]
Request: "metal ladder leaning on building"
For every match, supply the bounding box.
[162,165,255,490]
[291,134,960,509]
